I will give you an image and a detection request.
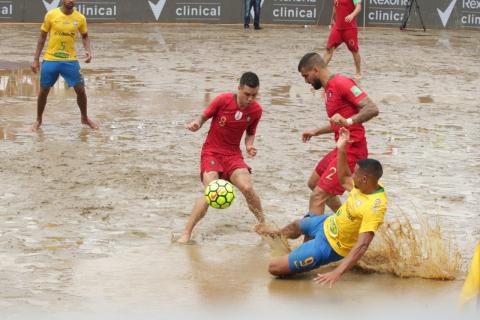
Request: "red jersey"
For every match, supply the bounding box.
[202,93,262,156]
[324,74,367,145]
[334,0,360,30]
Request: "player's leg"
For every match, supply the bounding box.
[307,169,340,213]
[269,216,341,276]
[326,196,342,213]
[309,149,339,215]
[309,187,334,215]
[253,0,262,29]
[73,84,98,129]
[178,170,219,244]
[324,27,341,65]
[32,61,59,131]
[352,51,361,80]
[62,61,98,129]
[244,0,253,28]
[229,168,265,224]
[344,28,361,79]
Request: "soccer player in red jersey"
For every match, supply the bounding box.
[177,72,266,244]
[298,52,378,216]
[324,0,363,79]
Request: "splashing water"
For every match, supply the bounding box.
[359,210,462,280]
[263,211,462,280]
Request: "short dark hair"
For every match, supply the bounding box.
[298,52,326,72]
[357,158,383,180]
[240,72,259,88]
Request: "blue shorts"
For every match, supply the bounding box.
[288,215,343,273]
[40,60,84,87]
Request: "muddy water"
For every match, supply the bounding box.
[0,24,479,316]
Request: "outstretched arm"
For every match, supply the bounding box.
[302,124,334,142]
[314,231,374,287]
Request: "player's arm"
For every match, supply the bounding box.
[31,31,48,74]
[336,127,354,192]
[330,96,378,127]
[351,96,379,124]
[245,133,257,158]
[345,1,362,22]
[330,0,336,26]
[302,124,334,142]
[81,32,92,63]
[185,113,209,132]
[314,231,374,287]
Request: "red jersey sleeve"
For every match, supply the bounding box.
[339,77,367,107]
[246,109,262,136]
[202,94,225,119]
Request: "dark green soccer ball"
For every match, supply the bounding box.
[204,179,236,209]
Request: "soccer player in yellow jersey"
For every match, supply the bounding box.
[31,0,97,131]
[261,127,387,285]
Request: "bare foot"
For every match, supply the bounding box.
[254,222,280,237]
[31,120,42,132]
[81,117,99,129]
[176,233,192,244]
[354,73,362,80]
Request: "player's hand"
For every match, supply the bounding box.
[345,14,354,23]
[314,270,342,288]
[185,121,201,132]
[84,52,92,63]
[329,113,348,126]
[246,145,257,158]
[31,59,40,74]
[337,127,350,151]
[302,130,316,142]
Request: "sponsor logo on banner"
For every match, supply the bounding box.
[75,1,117,20]
[460,0,480,26]
[0,1,13,18]
[367,0,409,25]
[437,0,458,27]
[175,1,222,20]
[149,0,167,20]
[42,0,61,12]
[271,0,317,23]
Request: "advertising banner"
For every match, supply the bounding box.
[4,0,480,29]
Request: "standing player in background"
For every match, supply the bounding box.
[324,0,363,79]
[177,72,266,244]
[31,0,98,131]
[298,52,378,217]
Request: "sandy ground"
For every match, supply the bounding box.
[0,24,479,318]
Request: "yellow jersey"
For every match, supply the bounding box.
[41,8,87,61]
[324,185,387,257]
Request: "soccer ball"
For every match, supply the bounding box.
[204,179,236,209]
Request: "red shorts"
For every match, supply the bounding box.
[315,144,367,195]
[326,27,359,52]
[200,151,251,182]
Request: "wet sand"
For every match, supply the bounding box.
[0,24,479,317]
